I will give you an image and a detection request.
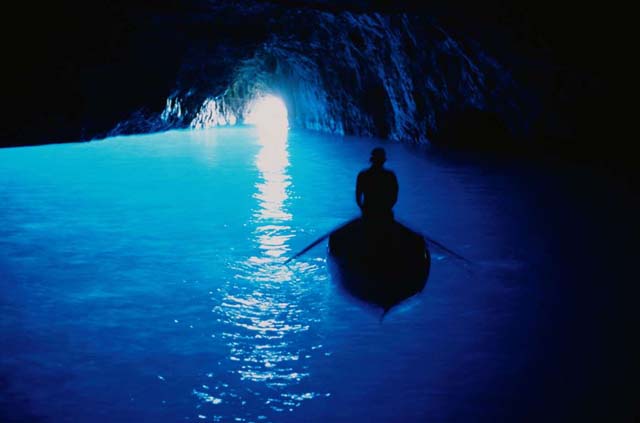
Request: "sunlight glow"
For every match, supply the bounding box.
[244,95,289,138]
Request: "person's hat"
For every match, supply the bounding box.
[370,147,386,163]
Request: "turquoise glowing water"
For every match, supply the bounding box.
[0,128,635,421]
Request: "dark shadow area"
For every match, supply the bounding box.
[431,105,637,192]
[432,108,514,153]
[0,374,45,423]
[360,80,392,139]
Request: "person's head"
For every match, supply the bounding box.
[369,147,386,167]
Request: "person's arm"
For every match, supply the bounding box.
[356,172,364,210]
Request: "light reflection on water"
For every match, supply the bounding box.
[196,127,324,418]
[0,127,623,422]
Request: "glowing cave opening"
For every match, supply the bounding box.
[244,95,289,137]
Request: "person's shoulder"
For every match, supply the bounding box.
[383,168,397,177]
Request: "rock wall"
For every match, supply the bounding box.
[153,9,522,145]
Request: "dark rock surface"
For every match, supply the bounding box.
[2,0,620,162]
[157,9,522,145]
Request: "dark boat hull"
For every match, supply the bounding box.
[328,218,431,311]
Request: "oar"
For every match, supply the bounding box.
[285,216,471,265]
[422,235,471,265]
[284,218,358,264]
[394,218,472,265]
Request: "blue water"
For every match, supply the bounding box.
[0,128,636,422]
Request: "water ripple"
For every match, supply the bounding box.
[193,127,329,420]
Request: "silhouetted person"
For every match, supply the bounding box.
[356,148,398,222]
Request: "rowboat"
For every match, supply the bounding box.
[328,218,431,312]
